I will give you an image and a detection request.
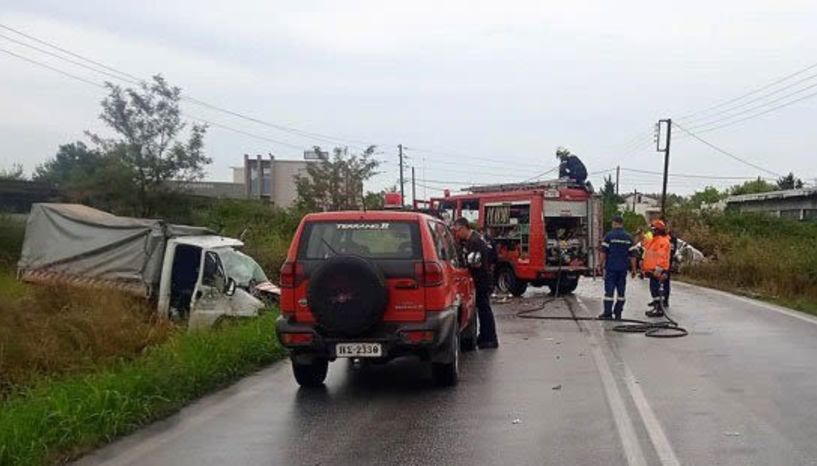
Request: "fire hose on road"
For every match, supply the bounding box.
[515,297,689,338]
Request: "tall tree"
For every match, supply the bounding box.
[295,146,380,212]
[0,163,24,180]
[776,172,804,190]
[687,186,724,208]
[87,75,210,215]
[729,177,777,196]
[34,142,135,211]
[599,174,621,203]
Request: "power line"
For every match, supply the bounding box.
[522,165,560,182]
[403,146,545,169]
[678,60,817,120]
[0,46,308,153]
[619,167,774,180]
[681,71,817,127]
[682,79,817,132]
[672,123,782,177]
[0,46,105,89]
[684,88,817,135]
[0,32,141,85]
[1,22,556,169]
[0,24,140,81]
[0,22,379,150]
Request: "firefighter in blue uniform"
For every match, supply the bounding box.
[597,214,637,320]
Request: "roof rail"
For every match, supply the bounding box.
[461,178,588,193]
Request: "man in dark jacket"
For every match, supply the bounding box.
[453,218,498,349]
[557,149,588,184]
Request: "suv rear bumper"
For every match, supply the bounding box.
[276,308,457,364]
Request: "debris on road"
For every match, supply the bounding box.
[552,384,562,390]
[723,431,742,437]
[512,418,522,425]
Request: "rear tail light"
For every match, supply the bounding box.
[280,332,314,346]
[401,330,435,344]
[415,261,444,287]
[280,261,305,288]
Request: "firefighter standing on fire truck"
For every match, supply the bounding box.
[642,219,672,317]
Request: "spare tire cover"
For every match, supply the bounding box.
[307,255,388,336]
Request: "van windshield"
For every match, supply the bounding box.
[298,221,421,260]
[218,248,268,286]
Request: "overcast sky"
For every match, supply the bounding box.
[2,0,817,196]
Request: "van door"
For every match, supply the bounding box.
[189,250,234,328]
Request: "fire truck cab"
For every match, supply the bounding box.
[427,181,603,296]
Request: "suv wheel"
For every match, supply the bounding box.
[432,327,459,387]
[460,311,478,352]
[495,266,527,297]
[292,358,329,387]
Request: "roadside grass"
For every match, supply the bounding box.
[0,311,284,465]
[677,275,817,318]
[0,280,177,391]
[671,209,817,317]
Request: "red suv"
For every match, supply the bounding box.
[277,210,476,387]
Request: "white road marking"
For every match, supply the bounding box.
[575,297,680,466]
[674,281,817,326]
[620,364,681,466]
[580,322,648,466]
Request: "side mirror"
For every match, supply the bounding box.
[225,277,236,296]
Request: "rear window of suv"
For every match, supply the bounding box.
[298,221,421,260]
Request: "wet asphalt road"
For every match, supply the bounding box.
[78,280,817,466]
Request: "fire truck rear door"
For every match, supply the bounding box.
[586,196,603,271]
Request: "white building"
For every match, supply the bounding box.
[618,192,660,221]
[174,154,314,208]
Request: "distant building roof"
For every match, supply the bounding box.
[621,192,659,201]
[726,187,817,204]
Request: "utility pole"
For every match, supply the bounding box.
[411,166,416,208]
[615,165,620,196]
[655,119,672,219]
[398,144,405,205]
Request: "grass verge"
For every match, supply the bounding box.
[676,275,817,318]
[0,311,285,465]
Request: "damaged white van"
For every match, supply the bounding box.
[17,203,278,329]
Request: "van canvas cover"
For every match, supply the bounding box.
[18,203,213,297]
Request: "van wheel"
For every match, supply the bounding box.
[460,311,478,352]
[292,359,329,387]
[432,328,459,387]
[495,266,528,297]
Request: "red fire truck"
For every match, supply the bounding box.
[425,180,603,296]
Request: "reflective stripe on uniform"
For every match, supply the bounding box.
[616,297,626,302]
[603,296,615,301]
[601,242,610,248]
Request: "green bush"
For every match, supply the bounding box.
[671,208,817,313]
[0,312,284,465]
[185,199,301,281]
[0,214,25,270]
